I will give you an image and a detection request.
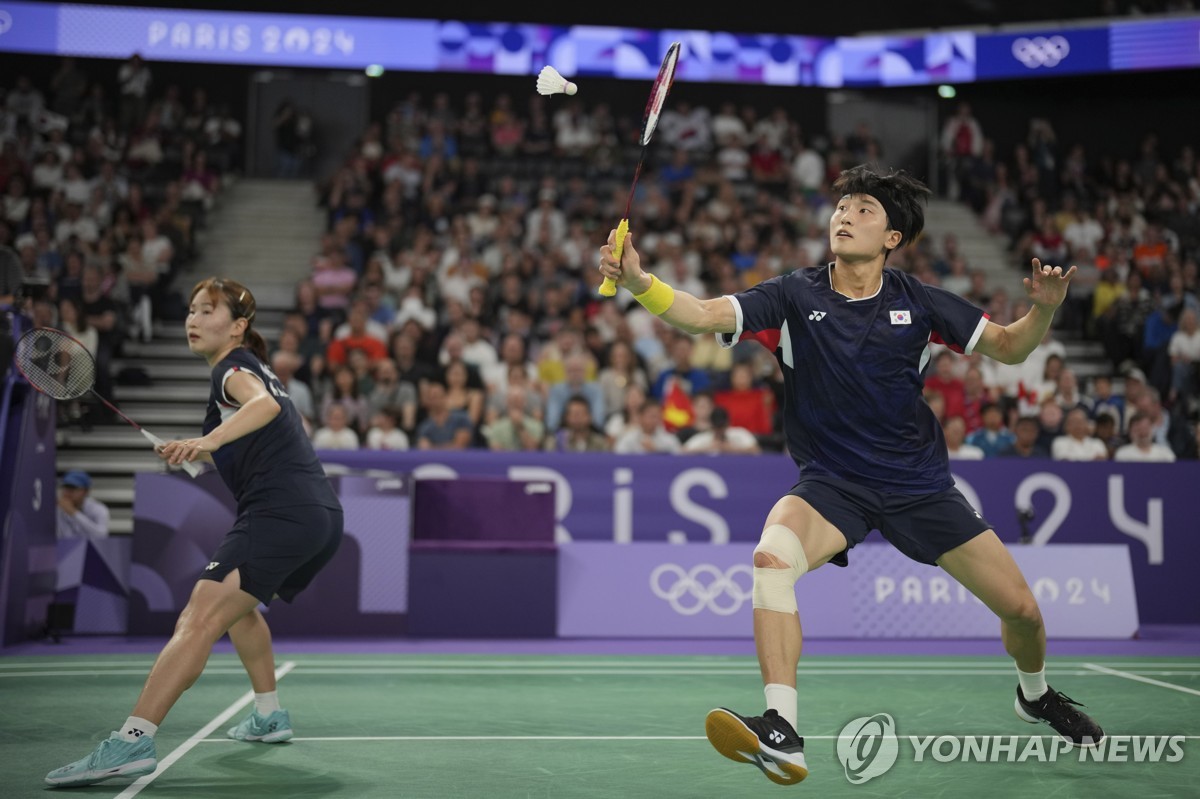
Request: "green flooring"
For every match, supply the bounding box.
[1,654,1197,798]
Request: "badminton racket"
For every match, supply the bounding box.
[599,40,682,297]
[14,327,201,477]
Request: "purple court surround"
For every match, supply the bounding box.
[4,626,1197,658]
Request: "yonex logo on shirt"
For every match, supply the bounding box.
[205,561,219,571]
[807,311,827,321]
[890,310,912,325]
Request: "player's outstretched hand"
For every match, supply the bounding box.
[1023,258,1077,309]
[599,230,650,294]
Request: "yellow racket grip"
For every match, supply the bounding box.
[599,218,629,297]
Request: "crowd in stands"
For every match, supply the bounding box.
[1,56,240,422]
[270,85,1199,460]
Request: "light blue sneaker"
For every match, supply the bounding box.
[45,732,157,787]
[226,709,293,743]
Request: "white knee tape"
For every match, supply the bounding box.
[752,524,809,614]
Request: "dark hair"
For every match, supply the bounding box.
[831,164,931,259]
[189,277,268,362]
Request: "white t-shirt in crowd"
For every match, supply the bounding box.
[1051,435,1108,461]
[312,427,360,450]
[947,444,985,460]
[683,427,759,453]
[1113,443,1176,462]
[366,427,410,451]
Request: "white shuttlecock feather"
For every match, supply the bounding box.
[537,65,577,96]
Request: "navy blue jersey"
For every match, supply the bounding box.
[203,347,340,511]
[719,265,988,494]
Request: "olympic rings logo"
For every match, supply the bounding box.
[1011,36,1070,68]
[649,563,753,616]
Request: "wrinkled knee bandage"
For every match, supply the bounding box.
[752,524,810,614]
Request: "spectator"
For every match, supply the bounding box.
[1093,414,1123,460]
[966,402,1015,458]
[714,361,775,437]
[545,352,606,432]
[311,403,360,450]
[484,384,546,451]
[682,406,761,455]
[56,471,110,539]
[270,350,315,426]
[366,357,417,432]
[416,377,473,450]
[320,365,370,436]
[940,102,984,201]
[999,416,1049,459]
[614,398,682,455]
[1114,411,1177,462]
[943,415,984,460]
[1168,307,1199,408]
[1051,407,1109,461]
[365,408,410,451]
[596,339,648,423]
[117,54,152,129]
[1035,398,1065,453]
[326,301,388,367]
[925,350,966,420]
[1053,368,1092,417]
[1087,374,1126,428]
[545,394,611,453]
[442,358,485,440]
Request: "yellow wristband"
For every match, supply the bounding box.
[632,275,676,316]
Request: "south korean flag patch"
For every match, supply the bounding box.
[889,309,912,325]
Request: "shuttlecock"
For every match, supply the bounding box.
[537,65,577,96]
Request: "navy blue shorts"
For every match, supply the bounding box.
[199,504,343,605]
[786,474,991,567]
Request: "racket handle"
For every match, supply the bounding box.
[599,219,629,298]
[140,429,202,478]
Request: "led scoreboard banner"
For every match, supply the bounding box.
[1,4,1197,87]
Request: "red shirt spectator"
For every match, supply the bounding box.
[925,351,966,421]
[713,362,775,436]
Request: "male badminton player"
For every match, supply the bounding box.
[46,278,344,788]
[598,164,1103,785]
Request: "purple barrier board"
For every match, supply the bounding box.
[319,452,1200,624]
[558,542,1138,638]
[55,538,131,634]
[130,470,410,636]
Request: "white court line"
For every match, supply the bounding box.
[280,668,1186,677]
[112,661,295,799]
[192,734,1200,743]
[0,668,257,678]
[1084,663,1200,698]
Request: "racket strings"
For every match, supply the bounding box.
[15,329,96,401]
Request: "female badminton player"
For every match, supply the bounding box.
[598,164,1103,786]
[46,278,344,788]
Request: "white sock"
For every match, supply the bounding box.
[763,683,798,730]
[119,716,158,742]
[254,690,281,715]
[1017,666,1048,701]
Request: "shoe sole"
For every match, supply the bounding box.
[705,708,808,786]
[45,758,156,787]
[1014,698,1103,748]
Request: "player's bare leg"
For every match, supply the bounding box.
[939,531,1104,746]
[227,606,295,743]
[230,608,277,693]
[706,496,848,784]
[132,569,260,724]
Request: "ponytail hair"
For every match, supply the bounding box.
[189,277,269,363]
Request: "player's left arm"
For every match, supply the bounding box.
[162,369,281,465]
[975,258,1077,365]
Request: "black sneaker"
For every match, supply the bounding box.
[1015,685,1105,747]
[705,707,808,785]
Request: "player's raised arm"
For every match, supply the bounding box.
[974,258,1078,365]
[599,229,737,336]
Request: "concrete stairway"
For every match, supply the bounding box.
[923,198,1109,382]
[56,179,323,533]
